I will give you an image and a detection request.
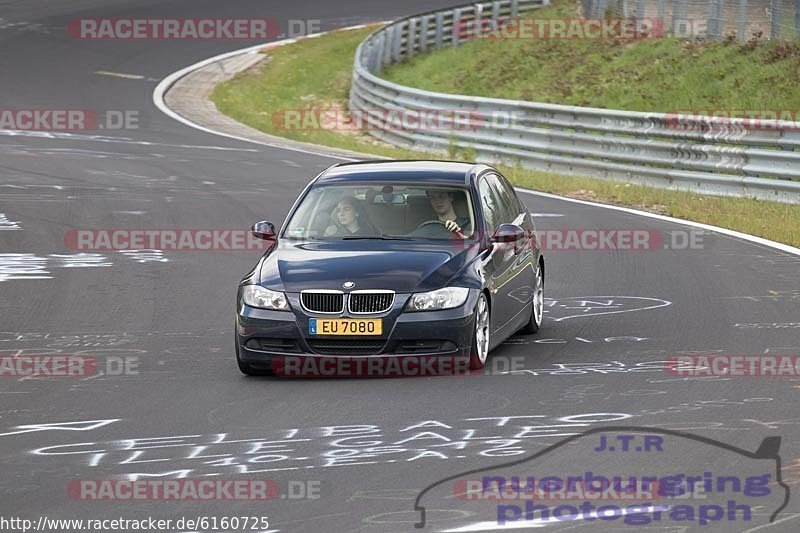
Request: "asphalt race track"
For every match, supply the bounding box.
[1,1,800,532]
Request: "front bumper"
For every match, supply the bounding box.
[236,290,479,370]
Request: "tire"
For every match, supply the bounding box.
[520,261,544,334]
[469,292,491,370]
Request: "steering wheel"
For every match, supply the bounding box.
[415,220,448,230]
[410,219,463,238]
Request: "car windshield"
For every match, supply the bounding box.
[283,184,476,240]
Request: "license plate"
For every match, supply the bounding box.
[309,318,382,336]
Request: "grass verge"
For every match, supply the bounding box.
[382,0,800,112]
[210,25,800,247]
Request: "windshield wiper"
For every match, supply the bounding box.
[342,234,413,241]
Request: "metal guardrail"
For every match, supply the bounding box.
[581,0,799,41]
[349,0,800,203]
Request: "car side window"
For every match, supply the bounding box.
[485,173,517,225]
[498,173,524,222]
[478,177,500,230]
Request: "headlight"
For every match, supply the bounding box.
[406,287,470,312]
[242,285,290,311]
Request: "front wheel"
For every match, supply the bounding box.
[521,262,544,334]
[469,293,491,370]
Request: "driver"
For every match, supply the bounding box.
[425,189,471,238]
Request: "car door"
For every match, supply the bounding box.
[478,173,520,337]
[487,173,533,333]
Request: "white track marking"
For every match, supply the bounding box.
[0,253,117,282]
[545,296,671,322]
[152,24,387,161]
[518,189,800,257]
[441,522,546,531]
[94,70,146,80]
[0,254,50,281]
[742,513,800,532]
[0,213,21,230]
[0,130,259,152]
[1,419,119,438]
[118,250,169,263]
[440,505,673,531]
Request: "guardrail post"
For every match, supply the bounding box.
[453,8,462,46]
[407,18,417,58]
[419,15,430,53]
[392,22,403,62]
[473,3,484,43]
[382,28,393,67]
[374,34,386,72]
[657,0,665,28]
[707,0,723,39]
[770,0,783,39]
[796,0,800,37]
[597,0,608,18]
[492,0,501,19]
[435,12,445,49]
[374,42,383,72]
[364,41,374,73]
[672,0,688,36]
[636,0,646,19]
[738,0,747,40]
[369,35,377,72]
[510,0,519,18]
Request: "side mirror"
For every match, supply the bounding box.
[251,221,277,240]
[491,224,524,243]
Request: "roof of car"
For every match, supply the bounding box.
[315,160,489,186]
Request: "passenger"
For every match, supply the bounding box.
[324,196,377,237]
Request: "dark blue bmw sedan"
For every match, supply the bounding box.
[235,160,544,376]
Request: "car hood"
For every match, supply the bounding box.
[258,239,480,293]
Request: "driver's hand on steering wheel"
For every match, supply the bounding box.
[444,219,466,238]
